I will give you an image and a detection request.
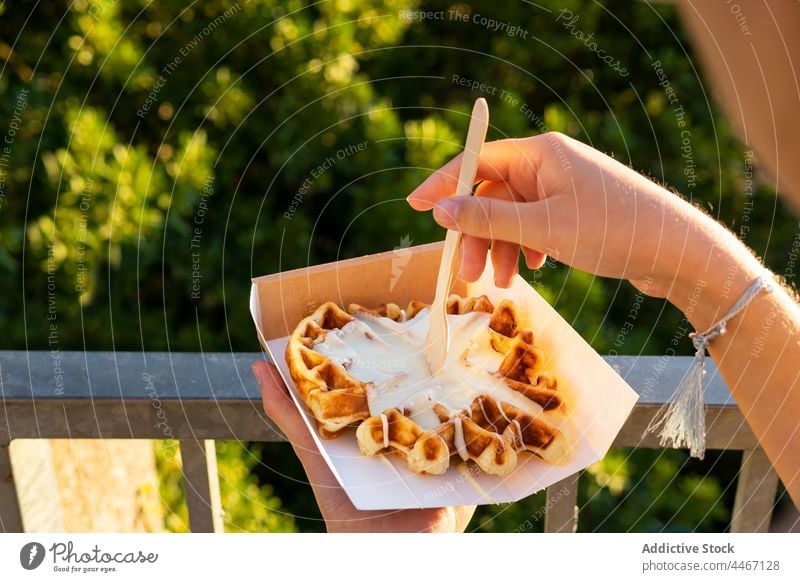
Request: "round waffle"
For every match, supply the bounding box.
[285,295,573,475]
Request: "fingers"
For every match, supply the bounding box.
[491,241,519,288]
[252,360,314,450]
[457,180,518,283]
[407,139,539,210]
[523,247,548,269]
[461,234,547,284]
[476,181,521,288]
[459,235,489,282]
[408,138,551,284]
[432,196,553,254]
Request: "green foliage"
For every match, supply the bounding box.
[578,449,731,532]
[216,441,296,533]
[155,440,295,532]
[2,0,795,532]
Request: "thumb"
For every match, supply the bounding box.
[432,196,553,252]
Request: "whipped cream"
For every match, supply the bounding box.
[312,308,544,430]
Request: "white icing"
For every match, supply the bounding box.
[403,391,441,432]
[364,382,379,416]
[495,397,512,424]
[512,419,525,450]
[452,414,469,461]
[380,413,389,449]
[312,308,543,430]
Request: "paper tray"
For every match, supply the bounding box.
[250,242,638,510]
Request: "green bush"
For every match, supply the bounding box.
[155,440,295,532]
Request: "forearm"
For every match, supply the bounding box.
[667,231,800,506]
[709,284,800,507]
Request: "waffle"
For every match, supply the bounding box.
[285,295,573,476]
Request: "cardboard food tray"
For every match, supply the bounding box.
[250,241,638,510]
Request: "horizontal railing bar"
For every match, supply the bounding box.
[605,355,734,406]
[0,401,284,442]
[0,352,262,401]
[0,352,735,405]
[0,350,755,448]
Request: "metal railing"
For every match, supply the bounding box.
[0,351,780,533]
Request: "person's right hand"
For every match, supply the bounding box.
[407,132,762,329]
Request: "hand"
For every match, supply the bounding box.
[252,360,476,532]
[407,132,763,329]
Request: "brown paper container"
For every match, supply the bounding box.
[250,242,638,510]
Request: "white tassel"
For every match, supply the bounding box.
[647,337,710,459]
[646,271,774,460]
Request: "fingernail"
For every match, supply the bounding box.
[499,276,514,289]
[523,252,534,269]
[460,266,480,283]
[493,267,514,289]
[406,193,432,211]
[432,198,459,229]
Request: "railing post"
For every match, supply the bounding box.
[180,439,224,533]
[731,447,779,532]
[0,440,23,532]
[544,472,580,533]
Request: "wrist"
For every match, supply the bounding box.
[665,224,764,330]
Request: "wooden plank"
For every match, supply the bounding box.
[8,440,64,532]
[731,447,779,533]
[0,440,23,532]
[0,401,284,441]
[180,439,224,533]
[48,439,162,532]
[544,472,580,533]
